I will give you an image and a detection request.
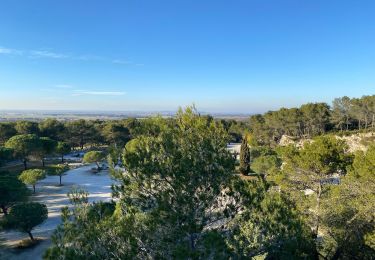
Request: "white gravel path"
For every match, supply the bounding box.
[0,164,114,260]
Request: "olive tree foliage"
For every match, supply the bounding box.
[5,202,47,241]
[18,169,46,193]
[0,172,30,215]
[5,134,41,170]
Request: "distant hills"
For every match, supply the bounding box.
[0,110,252,121]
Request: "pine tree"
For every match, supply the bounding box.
[239,137,250,175]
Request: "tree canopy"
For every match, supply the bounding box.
[5,202,48,241]
[5,134,41,170]
[47,164,69,186]
[0,172,30,215]
[83,151,104,170]
[36,137,57,167]
[56,141,71,163]
[45,107,319,259]
[18,169,46,193]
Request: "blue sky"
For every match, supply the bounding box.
[0,0,374,113]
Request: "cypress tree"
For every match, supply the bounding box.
[239,137,250,175]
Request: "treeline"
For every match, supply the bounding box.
[0,117,247,168]
[0,118,137,168]
[250,95,375,145]
[0,118,136,148]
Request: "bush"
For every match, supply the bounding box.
[251,155,281,175]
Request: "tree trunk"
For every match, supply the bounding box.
[23,158,27,170]
[33,184,36,194]
[27,231,34,241]
[96,162,100,171]
[42,159,45,168]
[1,205,8,215]
[59,175,62,186]
[315,182,322,238]
[61,154,64,163]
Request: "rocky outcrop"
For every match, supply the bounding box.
[278,132,374,153]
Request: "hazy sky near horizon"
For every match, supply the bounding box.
[0,0,374,113]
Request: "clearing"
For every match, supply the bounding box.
[0,164,114,260]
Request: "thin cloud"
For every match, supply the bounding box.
[55,84,73,89]
[0,46,23,55]
[0,45,143,66]
[30,50,68,59]
[75,55,104,61]
[112,59,132,65]
[72,90,126,96]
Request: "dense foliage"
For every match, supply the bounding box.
[0,172,30,215]
[5,134,41,169]
[44,107,318,259]
[250,95,375,146]
[0,98,374,259]
[239,137,250,175]
[5,202,48,241]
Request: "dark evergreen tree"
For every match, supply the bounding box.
[239,137,250,175]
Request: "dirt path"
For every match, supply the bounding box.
[0,164,114,260]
